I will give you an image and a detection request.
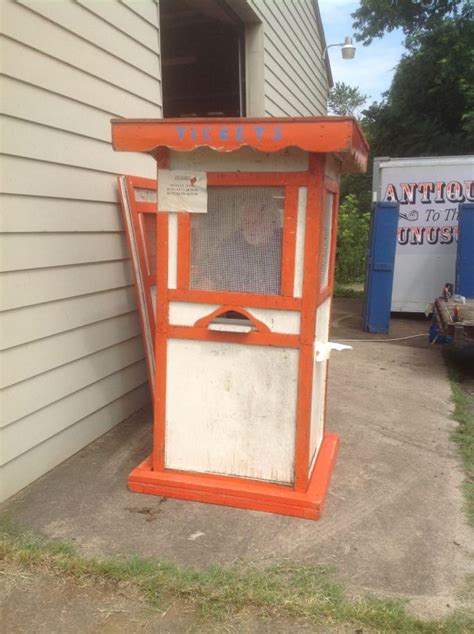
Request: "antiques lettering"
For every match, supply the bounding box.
[384,180,474,204]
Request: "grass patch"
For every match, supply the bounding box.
[443,348,474,526]
[1,523,472,632]
[334,282,365,298]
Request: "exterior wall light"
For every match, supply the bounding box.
[324,36,356,60]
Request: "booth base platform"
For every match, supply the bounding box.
[128,432,339,520]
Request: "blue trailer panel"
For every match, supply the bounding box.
[363,202,399,333]
[456,202,474,299]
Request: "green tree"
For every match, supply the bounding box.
[352,0,472,45]
[362,18,474,156]
[336,1,474,285]
[335,194,370,283]
[328,82,368,116]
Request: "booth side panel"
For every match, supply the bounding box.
[309,298,331,472]
[164,339,299,484]
[294,187,308,298]
[294,156,325,490]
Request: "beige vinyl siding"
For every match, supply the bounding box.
[0,0,331,501]
[2,287,138,349]
[0,0,161,501]
[1,361,148,465]
[1,312,142,389]
[0,384,150,501]
[247,0,328,116]
[1,262,134,312]
[0,195,124,232]
[1,38,160,118]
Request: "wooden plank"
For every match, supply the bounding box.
[1,362,148,464]
[1,287,137,349]
[0,39,162,118]
[1,336,145,427]
[0,383,149,501]
[439,299,474,324]
[165,340,297,483]
[1,1,161,104]
[111,120,366,169]
[1,260,134,311]
[0,116,155,177]
[0,195,123,233]
[78,0,159,49]
[18,0,160,78]
[0,232,128,272]
[1,311,141,389]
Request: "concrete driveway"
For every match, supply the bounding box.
[2,298,472,619]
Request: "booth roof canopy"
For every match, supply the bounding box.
[111,117,369,173]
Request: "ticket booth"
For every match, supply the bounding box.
[112,118,368,519]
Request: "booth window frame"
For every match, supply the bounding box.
[118,168,340,401]
[172,171,308,307]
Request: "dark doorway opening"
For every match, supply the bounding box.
[159,0,245,118]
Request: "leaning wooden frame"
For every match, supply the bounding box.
[118,175,158,396]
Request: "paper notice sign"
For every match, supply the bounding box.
[158,169,207,213]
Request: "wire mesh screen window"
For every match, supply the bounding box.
[190,186,285,294]
[320,192,334,289]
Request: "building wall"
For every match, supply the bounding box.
[0,0,330,501]
[247,0,328,116]
[0,0,162,501]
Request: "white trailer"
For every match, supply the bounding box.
[372,155,474,313]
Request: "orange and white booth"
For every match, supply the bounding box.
[112,118,368,519]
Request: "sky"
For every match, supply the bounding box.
[318,0,405,106]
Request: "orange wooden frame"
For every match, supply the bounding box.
[118,167,346,519]
[111,115,370,519]
[121,156,342,520]
[129,432,339,520]
[111,117,369,173]
[117,173,306,392]
[177,173,299,301]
